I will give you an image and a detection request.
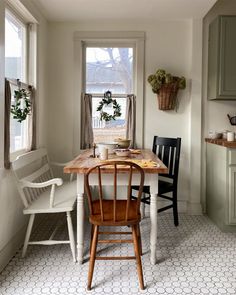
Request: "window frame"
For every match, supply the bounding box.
[4,4,37,159]
[5,9,28,82]
[73,31,145,154]
[5,9,28,155]
[83,42,136,96]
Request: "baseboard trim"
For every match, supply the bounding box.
[0,224,26,272]
[187,202,203,215]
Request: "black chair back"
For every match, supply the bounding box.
[152,136,181,184]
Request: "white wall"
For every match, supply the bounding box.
[46,20,195,211]
[0,0,48,271]
[202,0,236,210]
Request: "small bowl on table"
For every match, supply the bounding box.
[115,148,130,157]
[114,138,131,148]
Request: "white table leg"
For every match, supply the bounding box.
[141,196,146,219]
[77,174,84,264]
[149,175,158,265]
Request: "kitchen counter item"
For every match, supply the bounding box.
[227,114,236,125]
[227,132,235,142]
[208,131,222,139]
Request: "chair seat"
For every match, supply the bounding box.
[158,180,174,194]
[90,200,141,226]
[23,180,77,214]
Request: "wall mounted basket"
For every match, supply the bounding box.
[157,82,179,110]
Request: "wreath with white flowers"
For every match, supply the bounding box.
[97,91,121,122]
[11,88,31,123]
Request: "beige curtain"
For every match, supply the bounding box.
[81,93,94,149]
[27,85,36,151]
[4,79,11,169]
[126,94,136,148]
[4,79,36,169]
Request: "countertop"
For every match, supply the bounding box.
[205,138,236,148]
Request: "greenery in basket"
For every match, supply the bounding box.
[147,69,186,94]
[11,88,31,123]
[97,90,121,122]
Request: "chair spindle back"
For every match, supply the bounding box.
[85,161,144,223]
[152,136,181,182]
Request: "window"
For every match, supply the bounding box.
[84,45,134,142]
[73,31,144,152]
[5,10,28,152]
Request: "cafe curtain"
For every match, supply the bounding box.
[4,79,11,169]
[26,85,36,151]
[81,93,94,149]
[4,79,36,169]
[126,94,136,148]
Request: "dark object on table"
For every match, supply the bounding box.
[131,136,181,226]
[85,161,145,291]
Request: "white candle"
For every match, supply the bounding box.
[100,147,108,160]
[227,132,235,142]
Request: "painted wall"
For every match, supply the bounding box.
[202,0,236,210]
[0,0,48,271]
[46,20,194,210]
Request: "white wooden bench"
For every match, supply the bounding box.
[12,148,77,261]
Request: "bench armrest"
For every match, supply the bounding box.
[21,178,63,208]
[21,178,63,188]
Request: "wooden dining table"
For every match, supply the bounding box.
[64,149,168,265]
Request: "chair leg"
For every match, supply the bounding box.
[173,191,179,226]
[87,225,99,291]
[22,214,35,258]
[137,224,143,256]
[90,224,94,254]
[132,225,144,290]
[66,212,76,262]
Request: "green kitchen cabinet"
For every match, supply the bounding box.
[208,16,236,100]
[206,143,236,231]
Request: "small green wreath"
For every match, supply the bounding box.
[96,91,121,122]
[11,88,31,123]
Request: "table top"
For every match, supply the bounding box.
[64,149,168,174]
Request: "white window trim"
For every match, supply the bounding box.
[5,3,37,156]
[73,31,145,155]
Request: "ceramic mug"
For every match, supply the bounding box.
[227,131,235,142]
[100,147,108,160]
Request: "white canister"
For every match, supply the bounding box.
[100,147,108,160]
[227,131,235,142]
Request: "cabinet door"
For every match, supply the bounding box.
[219,16,236,98]
[208,16,236,100]
[228,166,236,224]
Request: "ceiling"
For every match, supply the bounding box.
[32,0,217,22]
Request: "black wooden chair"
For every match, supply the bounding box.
[132,136,181,226]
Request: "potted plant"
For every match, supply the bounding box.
[147,69,186,110]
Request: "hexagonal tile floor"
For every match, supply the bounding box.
[0,213,236,295]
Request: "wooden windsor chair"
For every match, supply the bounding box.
[85,160,145,290]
